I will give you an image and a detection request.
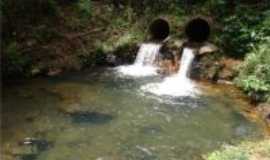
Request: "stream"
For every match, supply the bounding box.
[2,68,264,160]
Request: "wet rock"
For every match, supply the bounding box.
[159,39,219,77]
[157,59,178,75]
[257,103,270,127]
[47,68,62,76]
[191,55,222,81]
[70,111,113,124]
[218,69,236,80]
[198,42,218,55]
[218,58,241,81]
[18,137,53,153]
[158,38,184,74]
[161,38,184,55]
[110,43,139,65]
[31,68,41,76]
[217,79,233,85]
[13,138,53,160]
[191,55,241,82]
[105,54,118,65]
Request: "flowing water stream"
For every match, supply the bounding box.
[142,47,198,97]
[2,68,264,160]
[1,45,266,160]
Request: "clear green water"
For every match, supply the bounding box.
[2,68,263,160]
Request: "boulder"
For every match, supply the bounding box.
[198,42,218,55]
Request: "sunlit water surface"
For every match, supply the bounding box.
[2,68,264,160]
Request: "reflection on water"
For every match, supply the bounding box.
[2,69,264,160]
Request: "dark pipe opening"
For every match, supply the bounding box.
[185,18,210,43]
[149,18,170,41]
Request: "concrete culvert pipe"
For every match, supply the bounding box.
[185,18,210,43]
[149,18,170,41]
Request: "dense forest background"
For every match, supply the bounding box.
[1,0,270,103]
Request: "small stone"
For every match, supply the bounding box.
[26,39,37,47]
[47,68,62,76]
[31,68,41,76]
[106,54,117,64]
[217,80,233,85]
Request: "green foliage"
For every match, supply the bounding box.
[2,0,270,79]
[111,0,185,15]
[2,0,57,19]
[219,10,264,57]
[206,148,248,160]
[77,46,107,68]
[241,76,270,93]
[235,38,270,102]
[2,0,58,41]
[2,42,32,78]
[205,140,270,160]
[77,0,92,18]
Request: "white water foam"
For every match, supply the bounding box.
[116,43,161,77]
[141,47,199,97]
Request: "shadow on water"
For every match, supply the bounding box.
[69,111,114,124]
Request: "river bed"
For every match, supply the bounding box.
[2,68,265,160]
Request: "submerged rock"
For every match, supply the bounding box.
[124,145,157,160]
[136,145,153,156]
[70,111,113,124]
[14,138,53,160]
[141,125,162,135]
[19,153,38,160]
[18,137,53,153]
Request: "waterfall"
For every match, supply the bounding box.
[142,47,199,97]
[175,47,195,79]
[134,43,161,65]
[116,43,161,77]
